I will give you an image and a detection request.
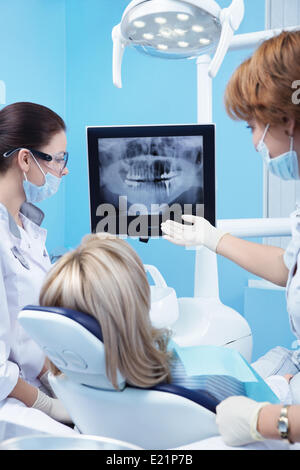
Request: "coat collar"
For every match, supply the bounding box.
[20,202,44,227]
[0,202,46,243]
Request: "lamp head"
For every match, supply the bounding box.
[112,0,244,87]
[121,0,222,60]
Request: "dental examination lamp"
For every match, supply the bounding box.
[112,0,244,88]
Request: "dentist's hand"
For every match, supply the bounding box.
[161,215,228,253]
[216,396,269,447]
[32,389,73,424]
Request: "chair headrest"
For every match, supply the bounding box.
[25,305,104,341]
[19,305,125,391]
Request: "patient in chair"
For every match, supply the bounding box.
[38,233,292,402]
[39,233,173,390]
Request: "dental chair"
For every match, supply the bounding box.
[18,305,219,450]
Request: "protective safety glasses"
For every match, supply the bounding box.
[3,148,69,176]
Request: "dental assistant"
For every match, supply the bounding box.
[162,31,300,387]
[0,102,76,439]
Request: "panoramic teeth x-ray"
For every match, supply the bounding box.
[98,136,203,214]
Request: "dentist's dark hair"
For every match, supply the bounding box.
[0,102,66,174]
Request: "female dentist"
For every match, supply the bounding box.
[161,30,300,448]
[162,30,300,383]
[0,101,76,439]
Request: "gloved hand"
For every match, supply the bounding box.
[216,396,270,447]
[39,370,57,398]
[161,215,228,252]
[32,389,73,424]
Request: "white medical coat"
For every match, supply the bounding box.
[0,202,77,440]
[284,207,300,341]
[0,202,50,399]
[252,208,300,383]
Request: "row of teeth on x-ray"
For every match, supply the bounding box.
[125,181,174,197]
[124,158,181,196]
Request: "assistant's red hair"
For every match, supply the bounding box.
[225,31,300,126]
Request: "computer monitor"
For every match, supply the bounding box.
[87,124,215,239]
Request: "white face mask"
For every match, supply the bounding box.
[23,153,61,203]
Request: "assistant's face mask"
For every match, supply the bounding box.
[23,153,61,203]
[256,124,300,180]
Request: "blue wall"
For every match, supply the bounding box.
[0,0,66,254]
[64,0,265,308]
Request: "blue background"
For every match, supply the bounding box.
[0,0,295,360]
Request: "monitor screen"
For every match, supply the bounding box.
[87,124,215,238]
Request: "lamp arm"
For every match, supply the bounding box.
[229,25,300,51]
[112,24,128,89]
[217,218,291,238]
[208,0,245,78]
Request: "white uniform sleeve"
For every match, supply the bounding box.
[265,375,292,404]
[0,261,20,401]
[284,210,300,270]
[283,239,296,271]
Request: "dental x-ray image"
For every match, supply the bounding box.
[98,135,203,215]
[87,125,215,238]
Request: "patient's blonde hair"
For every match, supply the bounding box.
[39,233,172,389]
